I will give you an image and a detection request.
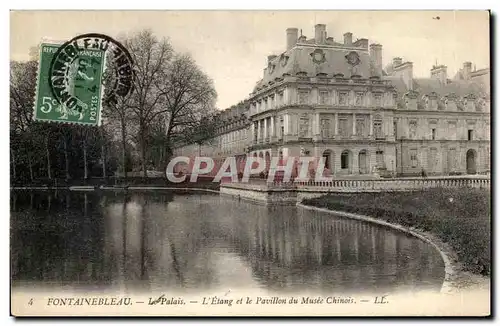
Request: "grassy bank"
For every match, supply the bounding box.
[302,188,491,276]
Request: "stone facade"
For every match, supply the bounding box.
[247,24,490,177]
[175,23,490,177]
[173,101,251,175]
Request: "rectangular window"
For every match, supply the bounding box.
[320,119,330,138]
[299,115,309,137]
[431,128,436,140]
[339,118,348,137]
[487,147,490,169]
[428,148,438,173]
[448,122,457,140]
[374,94,382,107]
[393,120,398,139]
[468,129,474,141]
[355,93,364,106]
[374,121,383,139]
[339,92,348,106]
[409,121,417,139]
[376,150,385,168]
[319,91,329,105]
[410,149,418,168]
[448,148,456,171]
[341,152,348,169]
[356,118,367,137]
[298,90,309,104]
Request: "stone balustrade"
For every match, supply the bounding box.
[220,176,490,204]
[291,176,490,192]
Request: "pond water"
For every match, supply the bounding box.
[10,191,445,295]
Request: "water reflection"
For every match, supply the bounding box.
[11,191,445,294]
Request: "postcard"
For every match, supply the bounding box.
[10,10,491,317]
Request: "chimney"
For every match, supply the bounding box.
[343,32,353,46]
[355,38,369,49]
[315,24,327,44]
[463,61,472,80]
[267,55,277,64]
[393,62,414,90]
[392,57,403,67]
[369,43,383,77]
[286,28,298,51]
[430,65,448,84]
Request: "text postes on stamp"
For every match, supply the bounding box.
[34,43,105,125]
[34,33,134,126]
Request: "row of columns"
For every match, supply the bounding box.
[252,116,275,142]
[252,112,386,141]
[252,87,398,114]
[253,88,290,113]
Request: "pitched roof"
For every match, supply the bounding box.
[382,76,408,94]
[253,44,372,91]
[413,78,486,98]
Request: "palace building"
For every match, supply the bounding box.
[174,100,251,174]
[246,24,490,176]
[175,23,490,177]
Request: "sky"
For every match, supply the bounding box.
[10,10,490,110]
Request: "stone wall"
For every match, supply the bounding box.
[221,176,490,204]
[220,183,297,205]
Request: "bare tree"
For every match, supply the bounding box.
[157,53,217,167]
[10,61,37,132]
[121,30,174,178]
[100,127,108,178]
[101,44,137,181]
[10,61,38,181]
[118,30,217,178]
[102,95,133,181]
[80,127,89,180]
[59,128,72,180]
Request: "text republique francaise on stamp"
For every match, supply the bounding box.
[34,33,134,126]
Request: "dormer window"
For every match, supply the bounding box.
[465,95,476,112]
[392,93,398,106]
[476,98,485,112]
[422,95,429,109]
[441,98,448,110]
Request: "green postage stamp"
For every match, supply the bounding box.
[33,43,105,125]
